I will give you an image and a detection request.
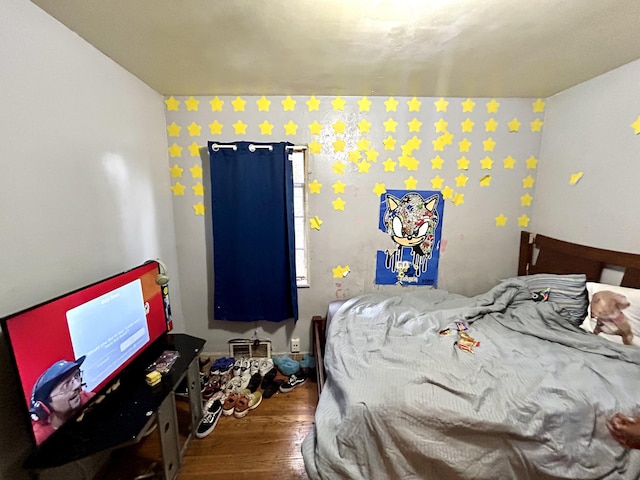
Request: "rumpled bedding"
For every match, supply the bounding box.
[302,279,640,480]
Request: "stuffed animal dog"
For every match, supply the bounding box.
[590,290,634,345]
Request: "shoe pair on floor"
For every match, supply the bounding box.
[222,389,262,418]
[196,391,225,438]
[279,370,307,393]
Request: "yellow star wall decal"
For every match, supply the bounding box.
[453,193,464,206]
[461,118,474,132]
[480,175,492,187]
[188,142,201,157]
[169,164,183,177]
[357,160,372,173]
[383,158,397,172]
[332,161,346,174]
[404,176,418,189]
[310,216,323,230]
[193,203,205,216]
[631,115,640,134]
[187,122,202,136]
[209,120,223,135]
[530,119,544,132]
[483,137,496,151]
[456,156,470,170]
[348,150,362,163]
[520,193,533,206]
[192,182,204,197]
[503,155,516,169]
[532,98,546,113]
[332,265,350,278]
[308,120,322,135]
[308,180,322,194]
[384,97,399,112]
[461,98,476,112]
[167,122,181,137]
[431,175,444,189]
[365,148,379,162]
[434,98,449,112]
[332,197,346,210]
[209,96,224,111]
[256,96,271,111]
[526,156,538,169]
[441,186,453,199]
[432,137,445,152]
[434,118,448,132]
[164,96,180,111]
[232,120,248,135]
[431,155,444,169]
[282,96,296,111]
[480,156,494,169]
[455,173,469,187]
[518,214,530,227]
[399,156,419,171]
[569,172,584,185]
[168,143,183,157]
[373,183,386,196]
[332,120,347,134]
[495,214,508,226]
[522,175,535,188]
[383,117,398,132]
[333,138,346,152]
[231,96,246,112]
[485,118,498,132]
[458,138,472,152]
[284,121,298,136]
[358,96,372,112]
[308,140,322,154]
[332,96,346,111]
[358,119,372,133]
[306,96,320,111]
[486,99,500,113]
[408,118,422,132]
[258,120,274,135]
[508,118,521,132]
[383,136,396,150]
[170,182,185,195]
[407,97,422,111]
[332,180,346,194]
[190,164,203,179]
[184,96,199,111]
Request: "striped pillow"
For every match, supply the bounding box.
[519,274,588,327]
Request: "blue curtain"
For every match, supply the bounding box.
[208,141,298,322]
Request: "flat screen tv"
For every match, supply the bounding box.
[1,261,170,447]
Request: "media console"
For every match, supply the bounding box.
[24,333,205,480]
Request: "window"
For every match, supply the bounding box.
[291,149,309,287]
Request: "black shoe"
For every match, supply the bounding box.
[262,379,284,399]
[279,371,307,393]
[246,372,261,393]
[260,367,278,389]
[196,400,223,438]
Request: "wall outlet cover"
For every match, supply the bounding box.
[291,337,300,353]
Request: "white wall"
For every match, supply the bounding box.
[0,0,182,478]
[532,59,640,253]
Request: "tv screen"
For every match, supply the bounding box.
[1,261,169,446]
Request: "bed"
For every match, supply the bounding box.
[303,231,640,480]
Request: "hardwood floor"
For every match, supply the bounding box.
[178,374,318,480]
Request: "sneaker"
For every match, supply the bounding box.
[196,400,223,438]
[263,379,284,399]
[234,390,262,418]
[260,367,278,389]
[238,372,252,390]
[249,359,260,376]
[258,358,274,377]
[279,371,307,393]
[232,358,242,377]
[225,376,243,395]
[246,372,261,393]
[240,358,251,375]
[222,392,240,416]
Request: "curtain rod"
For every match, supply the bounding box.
[210,143,307,152]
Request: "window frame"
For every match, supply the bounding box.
[290,149,309,287]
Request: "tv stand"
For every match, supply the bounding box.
[24,333,205,480]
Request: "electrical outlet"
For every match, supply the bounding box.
[291,337,300,353]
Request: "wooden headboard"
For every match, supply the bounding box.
[518,231,640,289]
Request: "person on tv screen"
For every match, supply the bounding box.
[29,356,95,444]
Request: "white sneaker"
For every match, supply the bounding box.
[258,358,274,377]
[249,358,260,375]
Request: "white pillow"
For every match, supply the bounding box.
[581,282,640,346]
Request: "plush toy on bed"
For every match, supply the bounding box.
[590,290,634,345]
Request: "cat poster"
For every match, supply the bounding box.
[375,190,444,286]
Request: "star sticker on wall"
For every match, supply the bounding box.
[525,156,538,169]
[169,164,184,178]
[383,158,397,172]
[188,142,201,157]
[404,176,418,189]
[167,122,181,137]
[358,119,372,133]
[170,182,185,196]
[356,137,371,151]
[507,118,521,132]
[332,138,346,152]
[332,120,347,134]
[432,137,445,152]
[190,164,203,179]
[532,98,546,113]
[332,96,346,111]
[486,99,500,113]
[308,120,323,135]
[231,96,246,111]
[168,143,183,157]
[365,148,379,163]
[306,96,320,111]
[518,214,530,227]
[332,265,350,278]
[192,182,204,197]
[383,136,396,150]
[434,98,449,112]
[232,120,248,135]
[461,98,476,112]
[431,175,444,189]
[384,97,399,112]
[358,96,372,112]
[461,118,474,132]
[503,155,516,169]
[483,137,496,151]
[456,156,470,170]
[485,118,498,132]
[332,180,347,194]
[209,96,224,111]
[284,121,299,136]
[407,97,422,111]
[383,117,398,132]
[631,115,640,134]
[495,214,508,227]
[193,203,205,216]
[480,175,492,187]
[310,216,323,230]
[332,161,346,174]
[187,122,202,136]
[209,120,223,135]
[408,118,422,132]
[259,120,274,135]
[309,140,322,154]
[332,197,347,210]
[480,156,494,170]
[184,96,199,111]
[434,118,448,132]
[164,96,180,111]
[453,193,464,206]
[440,132,453,146]
[530,119,544,132]
[458,138,472,152]
[357,160,372,173]
[256,96,271,111]
[441,186,453,199]
[569,172,584,185]
[522,175,535,188]
[282,96,296,111]
[399,156,419,171]
[373,183,386,196]
[454,173,469,187]
[431,155,444,169]
[348,150,362,163]
[520,193,533,206]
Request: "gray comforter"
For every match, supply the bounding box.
[302,279,640,479]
